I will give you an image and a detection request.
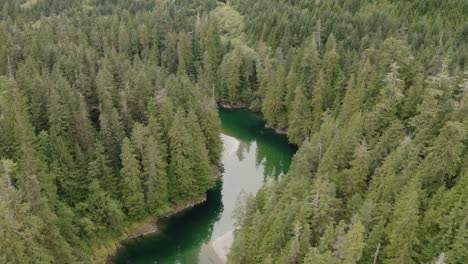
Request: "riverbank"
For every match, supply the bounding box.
[102,194,208,263]
[96,165,222,264]
[219,102,247,109]
[264,124,288,135]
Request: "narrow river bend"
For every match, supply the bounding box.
[114,109,297,264]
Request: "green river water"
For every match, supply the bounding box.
[114,108,297,264]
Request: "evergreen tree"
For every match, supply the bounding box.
[288,86,312,144]
[220,48,242,104]
[186,110,215,193]
[88,142,116,196]
[143,135,169,215]
[263,65,288,128]
[197,104,222,163]
[0,159,53,263]
[177,32,195,77]
[338,216,366,264]
[384,181,421,264]
[99,107,125,168]
[119,137,145,218]
[168,109,194,203]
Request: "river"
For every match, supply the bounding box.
[113,108,297,264]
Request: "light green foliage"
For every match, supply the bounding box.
[211,3,244,38]
[339,216,366,264]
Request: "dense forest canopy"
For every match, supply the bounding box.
[0,0,223,262]
[0,0,467,263]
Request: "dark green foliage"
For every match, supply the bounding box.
[225,0,468,263]
[0,1,222,261]
[1,0,467,262]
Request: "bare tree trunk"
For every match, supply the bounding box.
[7,55,13,79]
[3,161,14,191]
[373,243,381,264]
[434,252,445,264]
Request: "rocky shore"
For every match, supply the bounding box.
[264,123,288,135]
[219,102,247,109]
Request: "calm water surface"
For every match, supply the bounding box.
[114,108,296,264]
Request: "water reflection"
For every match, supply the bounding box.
[115,182,223,264]
[219,108,297,178]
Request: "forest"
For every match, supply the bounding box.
[0,0,467,263]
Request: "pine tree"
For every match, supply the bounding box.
[177,32,195,77]
[303,248,337,264]
[78,180,124,232]
[311,70,327,133]
[297,36,321,92]
[70,93,94,149]
[0,159,53,263]
[99,107,125,168]
[417,121,466,194]
[263,65,288,128]
[446,217,468,264]
[384,180,421,264]
[197,105,222,164]
[322,34,342,108]
[220,48,242,104]
[336,140,370,199]
[118,21,130,56]
[130,122,149,161]
[88,142,116,195]
[338,215,366,264]
[119,137,145,218]
[95,63,115,113]
[288,86,312,144]
[168,109,194,203]
[143,135,169,215]
[186,110,215,193]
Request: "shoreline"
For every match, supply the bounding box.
[264,123,288,135]
[103,194,209,264]
[101,166,222,264]
[219,104,289,136]
[219,102,247,109]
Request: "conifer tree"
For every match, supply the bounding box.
[119,137,145,218]
[288,86,312,144]
[384,181,421,264]
[263,65,288,128]
[88,142,116,196]
[197,105,222,163]
[186,110,215,193]
[99,107,125,168]
[220,48,242,104]
[338,216,366,264]
[0,159,53,263]
[177,32,195,77]
[143,135,169,215]
[168,109,194,203]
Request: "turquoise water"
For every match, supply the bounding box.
[113,108,296,264]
